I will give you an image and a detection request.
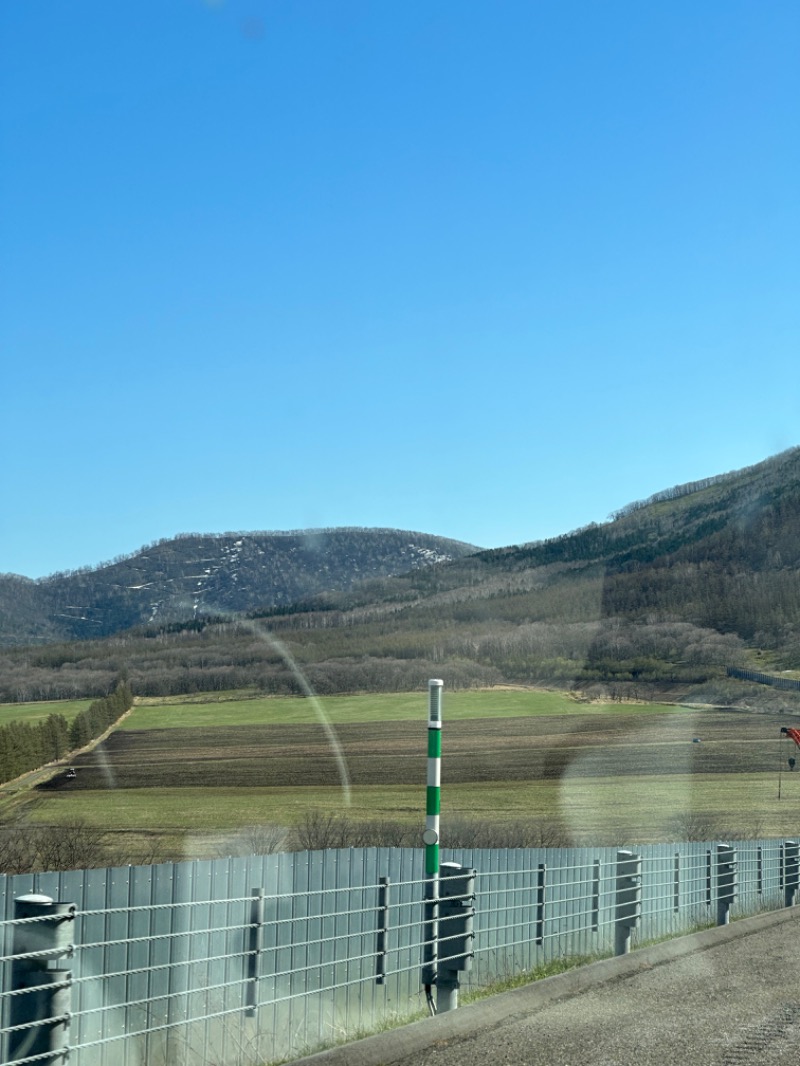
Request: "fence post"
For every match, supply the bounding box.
[9,893,74,1066]
[375,877,390,985]
[436,863,475,1014]
[535,864,546,946]
[784,841,799,908]
[715,845,736,926]
[614,851,641,956]
[246,888,265,1017]
[590,860,600,933]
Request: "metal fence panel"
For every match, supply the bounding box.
[2,839,797,1066]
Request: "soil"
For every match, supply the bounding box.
[35,709,791,791]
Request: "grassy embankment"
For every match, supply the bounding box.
[9,688,798,857]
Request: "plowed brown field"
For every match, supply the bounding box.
[38,709,787,792]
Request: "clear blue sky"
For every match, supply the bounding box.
[2,1,798,579]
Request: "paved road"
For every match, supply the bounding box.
[294,908,800,1066]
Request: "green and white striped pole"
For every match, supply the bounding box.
[425,679,443,874]
[422,679,443,991]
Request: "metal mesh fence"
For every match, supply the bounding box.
[0,839,794,1066]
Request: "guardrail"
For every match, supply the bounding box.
[726,665,800,691]
[1,839,797,1065]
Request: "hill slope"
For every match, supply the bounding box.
[3,448,800,706]
[0,529,480,646]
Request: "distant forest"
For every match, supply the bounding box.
[0,528,478,646]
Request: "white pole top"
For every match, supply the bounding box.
[428,679,443,727]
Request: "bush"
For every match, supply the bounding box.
[0,818,122,874]
[286,811,571,851]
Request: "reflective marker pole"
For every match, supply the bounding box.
[421,679,443,991]
[426,680,443,874]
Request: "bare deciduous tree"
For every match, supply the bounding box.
[213,824,289,858]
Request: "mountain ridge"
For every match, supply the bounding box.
[0,528,480,646]
[3,447,800,707]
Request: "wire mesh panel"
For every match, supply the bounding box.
[380,849,426,1018]
[764,840,787,902]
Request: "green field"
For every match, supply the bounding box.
[0,699,93,728]
[21,773,799,847]
[6,688,798,859]
[124,689,682,730]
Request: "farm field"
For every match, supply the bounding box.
[10,688,800,855]
[36,710,794,790]
[20,773,800,851]
[123,688,682,729]
[0,698,92,728]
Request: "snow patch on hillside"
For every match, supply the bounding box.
[407,544,453,566]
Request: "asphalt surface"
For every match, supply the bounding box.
[292,908,800,1066]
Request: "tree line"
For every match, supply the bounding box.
[0,682,133,785]
[0,806,777,876]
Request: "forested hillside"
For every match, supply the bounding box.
[0,529,479,646]
[2,449,800,707]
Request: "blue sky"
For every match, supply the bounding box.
[2,1,798,579]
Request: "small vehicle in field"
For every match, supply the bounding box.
[65,768,76,780]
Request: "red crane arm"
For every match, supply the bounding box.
[780,727,800,748]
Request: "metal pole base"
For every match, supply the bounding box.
[437,978,459,1013]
